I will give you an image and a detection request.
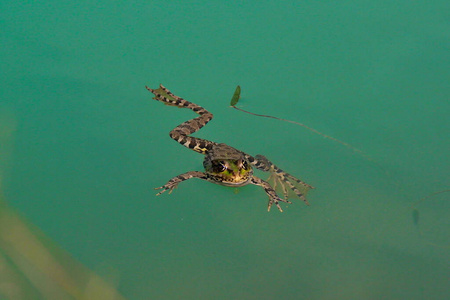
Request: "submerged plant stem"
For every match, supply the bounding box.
[231,105,372,161]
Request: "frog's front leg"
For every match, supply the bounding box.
[155,171,208,195]
[250,176,292,212]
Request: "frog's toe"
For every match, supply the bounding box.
[267,199,274,212]
[267,200,283,212]
[154,187,167,196]
[155,183,179,195]
[154,185,170,195]
[267,197,291,212]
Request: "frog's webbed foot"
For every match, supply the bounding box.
[155,182,177,196]
[267,170,289,199]
[250,176,291,212]
[155,171,208,196]
[253,154,314,205]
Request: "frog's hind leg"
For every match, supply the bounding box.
[247,154,314,205]
[155,171,208,195]
[267,169,289,199]
[146,85,217,155]
[250,176,292,212]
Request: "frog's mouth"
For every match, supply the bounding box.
[209,168,253,186]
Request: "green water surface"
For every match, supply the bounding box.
[1,1,449,299]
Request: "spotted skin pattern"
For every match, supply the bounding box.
[146,84,314,212]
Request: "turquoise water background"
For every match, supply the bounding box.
[1,1,449,299]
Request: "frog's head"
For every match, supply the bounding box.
[204,158,253,186]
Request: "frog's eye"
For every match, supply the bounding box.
[241,160,249,170]
[212,160,227,172]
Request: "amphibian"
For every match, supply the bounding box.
[146,84,314,212]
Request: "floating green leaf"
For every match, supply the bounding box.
[230,85,241,106]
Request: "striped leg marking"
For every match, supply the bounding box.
[146,84,216,154]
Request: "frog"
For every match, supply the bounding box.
[146,84,314,212]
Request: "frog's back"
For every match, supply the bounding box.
[206,143,244,161]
